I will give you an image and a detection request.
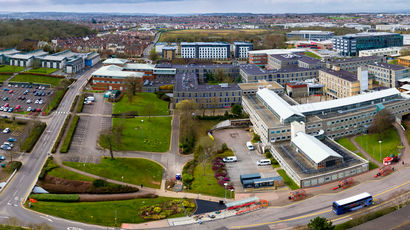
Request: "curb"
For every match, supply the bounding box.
[0,168,18,194]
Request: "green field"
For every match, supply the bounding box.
[277,169,299,190]
[0,65,24,73]
[28,197,193,227]
[47,160,94,182]
[63,157,163,188]
[336,138,358,153]
[354,129,401,162]
[10,74,62,86]
[159,29,267,43]
[0,74,11,82]
[190,150,235,198]
[25,67,58,74]
[101,117,171,152]
[113,93,169,115]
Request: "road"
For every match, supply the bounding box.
[0,66,110,229]
[142,32,161,59]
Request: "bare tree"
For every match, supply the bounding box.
[144,104,154,120]
[124,77,142,103]
[100,123,123,159]
[198,136,216,176]
[368,109,394,139]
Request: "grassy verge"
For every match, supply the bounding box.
[0,65,24,73]
[70,95,79,112]
[25,68,58,74]
[100,117,171,152]
[63,157,163,188]
[277,169,299,190]
[10,74,62,86]
[113,93,169,115]
[45,88,67,114]
[46,158,94,182]
[29,194,79,202]
[190,150,235,198]
[60,115,79,153]
[77,93,86,113]
[20,122,46,153]
[0,74,11,82]
[51,114,71,153]
[354,128,401,162]
[28,197,194,227]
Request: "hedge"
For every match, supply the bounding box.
[20,122,46,153]
[51,114,72,153]
[29,194,79,202]
[39,157,57,180]
[45,88,67,114]
[6,161,22,173]
[60,115,79,153]
[335,206,398,230]
[70,95,79,112]
[277,169,299,190]
[77,94,86,113]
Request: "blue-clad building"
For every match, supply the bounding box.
[181,42,230,59]
[333,32,403,56]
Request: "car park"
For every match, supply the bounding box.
[3,128,10,133]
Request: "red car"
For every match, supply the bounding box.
[15,105,21,110]
[8,90,13,94]
[36,108,41,112]
[4,103,9,107]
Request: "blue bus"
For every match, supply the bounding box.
[332,192,373,215]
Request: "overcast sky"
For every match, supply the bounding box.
[0,0,408,14]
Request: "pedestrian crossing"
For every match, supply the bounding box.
[55,111,70,114]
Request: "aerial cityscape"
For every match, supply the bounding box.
[0,0,410,230]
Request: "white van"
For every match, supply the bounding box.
[223,156,238,163]
[257,159,271,166]
[246,141,254,151]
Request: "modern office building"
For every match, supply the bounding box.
[267,53,324,70]
[240,64,319,85]
[162,46,176,60]
[181,42,230,59]
[91,65,144,91]
[358,47,403,57]
[398,56,410,67]
[367,62,410,88]
[326,56,385,72]
[233,42,254,59]
[248,48,306,67]
[332,32,403,56]
[319,68,371,98]
[173,73,241,108]
[9,50,48,67]
[242,87,410,187]
[286,30,334,41]
[0,48,21,64]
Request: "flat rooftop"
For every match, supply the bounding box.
[320,69,357,82]
[273,138,365,178]
[244,95,283,127]
[329,56,383,64]
[238,80,283,91]
[368,62,407,71]
[339,32,401,38]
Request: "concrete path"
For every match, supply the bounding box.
[349,136,383,167]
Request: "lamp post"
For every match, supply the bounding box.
[141,120,144,138]
[378,140,382,161]
[224,183,228,202]
[230,189,234,199]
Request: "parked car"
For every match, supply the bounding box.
[41,92,45,96]
[1,115,7,119]
[8,108,13,113]
[39,100,43,105]
[246,141,254,151]
[27,107,32,112]
[3,88,8,91]
[0,145,11,150]
[4,142,13,148]
[3,108,7,112]
[223,156,238,163]
[0,155,5,161]
[21,96,26,100]
[14,84,18,88]
[26,99,32,104]
[8,138,16,142]
[23,91,28,95]
[257,159,271,166]
[15,105,21,110]
[2,128,10,133]
[28,85,32,88]
[8,90,13,94]
[4,103,9,107]
[35,108,41,112]
[2,97,7,101]
[35,100,39,104]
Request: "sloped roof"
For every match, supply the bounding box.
[102,58,128,65]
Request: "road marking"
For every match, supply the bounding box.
[39,216,53,222]
[0,216,9,219]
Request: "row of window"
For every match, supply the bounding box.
[176,91,241,98]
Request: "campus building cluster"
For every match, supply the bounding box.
[286,30,334,41]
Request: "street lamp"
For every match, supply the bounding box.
[224,183,228,202]
[141,120,144,138]
[230,189,234,199]
[378,140,382,161]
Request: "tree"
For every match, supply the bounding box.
[144,104,154,120]
[176,100,199,154]
[123,76,142,102]
[149,49,159,62]
[307,217,334,230]
[198,136,216,176]
[368,109,394,139]
[100,123,123,159]
[231,104,242,117]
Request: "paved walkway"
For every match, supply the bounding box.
[349,136,383,167]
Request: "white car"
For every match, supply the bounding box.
[3,108,7,112]
[27,107,32,112]
[26,99,32,104]
[3,142,13,147]
[2,128,10,134]
[34,100,39,104]
[0,106,3,110]
[39,100,43,105]
[14,85,18,88]
[0,145,11,150]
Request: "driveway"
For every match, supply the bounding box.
[213,129,278,192]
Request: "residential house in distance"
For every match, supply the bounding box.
[9,49,48,67]
[367,62,410,88]
[173,73,241,108]
[358,47,404,57]
[286,30,334,41]
[332,32,403,56]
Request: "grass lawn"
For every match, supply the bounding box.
[0,65,24,73]
[0,74,11,82]
[10,74,62,86]
[277,169,299,190]
[159,29,267,43]
[63,157,163,188]
[28,197,193,227]
[101,117,171,152]
[190,150,235,198]
[47,159,94,182]
[113,93,169,115]
[336,138,358,152]
[388,59,398,65]
[304,51,322,60]
[195,120,220,139]
[354,128,401,162]
[25,67,58,74]
[0,119,26,133]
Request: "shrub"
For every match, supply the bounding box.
[182,160,195,176]
[221,143,228,152]
[253,133,261,142]
[93,179,107,188]
[77,94,86,113]
[265,151,273,159]
[45,88,67,114]
[60,115,79,153]
[29,194,79,202]
[182,173,193,184]
[20,122,46,153]
[51,114,71,153]
[6,161,22,173]
[70,95,79,112]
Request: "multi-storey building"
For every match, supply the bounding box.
[248,48,306,67]
[267,53,324,70]
[180,42,230,59]
[173,73,241,108]
[233,42,253,59]
[358,47,403,57]
[286,30,334,41]
[162,46,176,60]
[240,64,319,85]
[91,65,144,91]
[326,56,385,72]
[367,63,410,88]
[9,50,48,67]
[398,56,410,67]
[332,32,403,56]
